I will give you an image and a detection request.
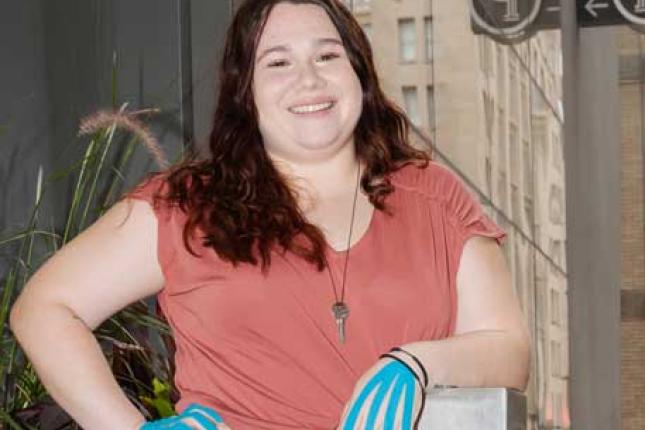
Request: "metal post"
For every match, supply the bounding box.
[561,2,622,429]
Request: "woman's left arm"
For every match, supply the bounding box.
[402,235,531,391]
[335,236,531,429]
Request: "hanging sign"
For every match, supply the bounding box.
[470,0,645,41]
[469,0,544,42]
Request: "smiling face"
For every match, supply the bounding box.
[252,2,363,164]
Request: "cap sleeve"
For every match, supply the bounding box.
[427,162,506,248]
[447,178,505,248]
[121,174,178,283]
[427,161,506,274]
[422,162,507,334]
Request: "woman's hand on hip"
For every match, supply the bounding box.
[337,355,425,430]
[140,403,232,430]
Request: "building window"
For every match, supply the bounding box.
[483,91,494,141]
[552,130,563,171]
[514,244,523,297]
[344,0,371,10]
[427,86,435,129]
[509,123,519,185]
[362,23,372,43]
[550,340,561,377]
[550,289,559,325]
[523,138,532,196]
[549,238,563,273]
[521,82,529,132]
[424,17,433,62]
[535,223,541,246]
[496,45,505,103]
[509,58,519,123]
[511,184,521,224]
[498,170,508,213]
[524,195,534,237]
[498,108,507,169]
[398,18,416,62]
[402,86,420,126]
[549,184,565,225]
[479,36,493,77]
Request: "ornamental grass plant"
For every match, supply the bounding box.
[0,72,179,429]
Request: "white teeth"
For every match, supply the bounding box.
[289,101,334,114]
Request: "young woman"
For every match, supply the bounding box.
[9,1,530,429]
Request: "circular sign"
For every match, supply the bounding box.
[469,0,543,40]
[612,0,645,26]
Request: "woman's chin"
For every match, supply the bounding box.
[298,140,338,150]
[293,134,349,152]
[263,133,352,161]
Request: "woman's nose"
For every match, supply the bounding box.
[297,62,326,89]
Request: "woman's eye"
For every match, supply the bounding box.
[267,59,289,68]
[318,52,340,62]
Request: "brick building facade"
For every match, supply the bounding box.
[617,26,645,430]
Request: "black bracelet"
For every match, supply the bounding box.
[389,346,429,389]
[378,352,427,430]
[378,353,425,392]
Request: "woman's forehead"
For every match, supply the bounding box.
[257,3,340,48]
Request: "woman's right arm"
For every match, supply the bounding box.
[9,198,165,430]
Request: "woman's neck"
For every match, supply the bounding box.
[268,147,363,207]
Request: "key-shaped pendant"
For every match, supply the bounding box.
[332,302,350,343]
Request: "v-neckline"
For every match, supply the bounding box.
[324,203,378,257]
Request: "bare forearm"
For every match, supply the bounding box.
[10,301,146,430]
[402,330,530,391]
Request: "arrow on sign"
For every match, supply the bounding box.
[585,0,610,18]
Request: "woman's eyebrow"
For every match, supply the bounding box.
[316,37,343,47]
[256,45,289,63]
[256,37,343,63]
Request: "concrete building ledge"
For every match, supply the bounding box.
[419,388,527,429]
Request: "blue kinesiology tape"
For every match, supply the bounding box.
[184,403,224,423]
[181,411,219,429]
[384,374,405,429]
[365,373,403,429]
[342,360,416,430]
[141,403,224,429]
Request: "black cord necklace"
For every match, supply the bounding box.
[325,163,361,344]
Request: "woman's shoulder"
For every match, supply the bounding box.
[388,159,470,204]
[122,172,174,216]
[126,172,169,200]
[125,167,208,208]
[389,159,505,243]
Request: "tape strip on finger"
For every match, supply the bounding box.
[183,403,225,424]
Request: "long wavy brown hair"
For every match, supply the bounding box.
[145,0,430,271]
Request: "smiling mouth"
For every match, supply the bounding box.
[288,101,335,115]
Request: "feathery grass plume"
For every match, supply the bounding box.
[78,108,169,169]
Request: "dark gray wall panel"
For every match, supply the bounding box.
[191,0,232,152]
[0,0,52,234]
[0,0,232,277]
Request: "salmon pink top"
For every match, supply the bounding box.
[125,161,506,429]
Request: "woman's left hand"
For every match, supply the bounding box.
[140,403,232,430]
[336,354,425,430]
